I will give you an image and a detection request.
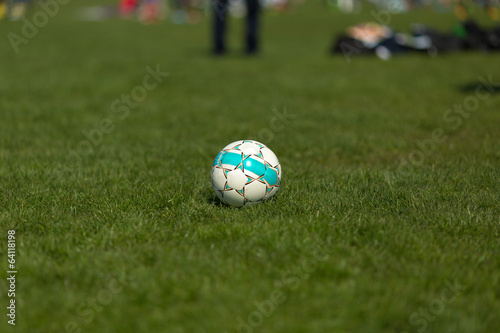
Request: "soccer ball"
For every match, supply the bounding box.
[211,140,281,207]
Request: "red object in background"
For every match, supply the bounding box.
[119,0,139,16]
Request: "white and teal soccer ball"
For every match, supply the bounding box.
[211,140,281,207]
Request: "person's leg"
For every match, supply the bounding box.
[213,0,229,54]
[245,0,260,53]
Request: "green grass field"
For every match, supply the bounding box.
[1,1,499,332]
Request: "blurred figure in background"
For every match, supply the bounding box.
[212,0,261,55]
[119,0,139,17]
[118,0,166,24]
[139,0,165,24]
[1,0,31,20]
[0,0,7,20]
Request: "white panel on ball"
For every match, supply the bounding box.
[244,181,268,202]
[260,147,279,167]
[223,189,245,207]
[211,167,227,191]
[237,141,261,156]
[226,169,247,191]
[222,140,244,151]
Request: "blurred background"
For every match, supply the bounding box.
[1,1,499,333]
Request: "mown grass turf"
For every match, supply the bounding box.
[0,1,499,333]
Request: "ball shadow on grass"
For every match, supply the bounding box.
[204,188,225,207]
